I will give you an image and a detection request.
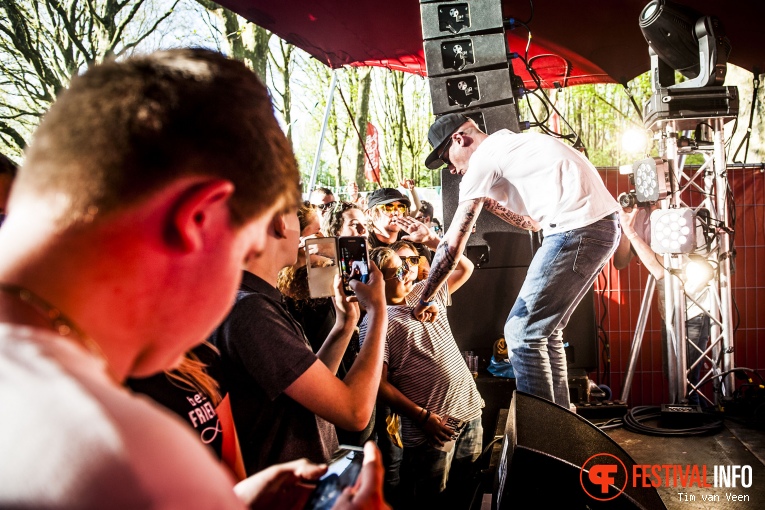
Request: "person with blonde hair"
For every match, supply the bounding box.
[360,245,478,507]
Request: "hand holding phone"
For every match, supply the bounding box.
[304,446,364,510]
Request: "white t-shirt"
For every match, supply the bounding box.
[0,324,244,509]
[459,130,620,235]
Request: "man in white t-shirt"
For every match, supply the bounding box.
[413,113,621,410]
[0,49,386,510]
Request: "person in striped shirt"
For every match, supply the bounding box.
[359,244,482,507]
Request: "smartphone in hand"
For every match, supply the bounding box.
[304,446,364,510]
[305,237,339,299]
[337,236,369,296]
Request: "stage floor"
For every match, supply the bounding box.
[605,420,765,509]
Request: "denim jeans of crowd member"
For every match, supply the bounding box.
[399,417,482,508]
[505,214,621,409]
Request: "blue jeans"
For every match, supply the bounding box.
[505,214,620,409]
[400,417,482,507]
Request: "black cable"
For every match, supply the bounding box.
[622,405,724,436]
[621,82,644,123]
[732,70,760,163]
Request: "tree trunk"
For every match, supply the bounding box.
[354,68,372,190]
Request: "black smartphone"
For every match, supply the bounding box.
[337,236,369,296]
[304,446,364,510]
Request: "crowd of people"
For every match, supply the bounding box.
[0,47,705,510]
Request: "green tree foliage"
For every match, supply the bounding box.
[519,73,653,167]
[196,0,270,80]
[0,0,180,156]
[370,69,431,188]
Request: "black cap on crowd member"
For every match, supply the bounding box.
[366,188,411,210]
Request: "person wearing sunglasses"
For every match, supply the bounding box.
[365,188,433,265]
[308,186,336,217]
[359,245,477,508]
[415,112,621,414]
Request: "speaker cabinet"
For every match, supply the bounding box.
[421,0,522,133]
[419,0,504,41]
[494,392,666,509]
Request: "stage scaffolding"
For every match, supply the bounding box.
[621,87,738,406]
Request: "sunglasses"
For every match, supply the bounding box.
[384,257,420,282]
[316,201,337,211]
[376,203,409,214]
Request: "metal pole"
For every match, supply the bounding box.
[662,128,689,403]
[308,71,339,194]
[620,276,656,402]
[713,119,736,396]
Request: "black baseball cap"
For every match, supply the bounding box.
[366,188,411,210]
[424,113,469,169]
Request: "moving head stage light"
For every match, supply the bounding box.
[639,0,730,90]
[639,0,738,131]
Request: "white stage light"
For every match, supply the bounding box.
[650,208,695,254]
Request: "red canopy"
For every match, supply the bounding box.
[215,0,764,86]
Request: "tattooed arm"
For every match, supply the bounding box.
[483,198,541,232]
[412,198,484,322]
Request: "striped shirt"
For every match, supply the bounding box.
[359,281,483,447]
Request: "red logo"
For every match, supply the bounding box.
[580,453,628,501]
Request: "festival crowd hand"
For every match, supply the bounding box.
[395,216,438,245]
[234,458,327,510]
[421,411,455,448]
[398,178,415,191]
[412,300,439,323]
[332,442,391,510]
[332,274,360,327]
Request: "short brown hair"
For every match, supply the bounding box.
[322,201,363,237]
[18,48,300,226]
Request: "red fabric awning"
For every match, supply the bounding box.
[215,0,765,86]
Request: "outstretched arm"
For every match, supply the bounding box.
[412,198,484,321]
[284,263,388,431]
[615,207,664,280]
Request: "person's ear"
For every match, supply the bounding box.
[272,211,288,240]
[167,179,235,253]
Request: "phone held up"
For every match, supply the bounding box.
[337,236,370,296]
[304,237,339,299]
[303,446,364,510]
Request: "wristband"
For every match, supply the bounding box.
[421,410,431,424]
[420,298,436,307]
